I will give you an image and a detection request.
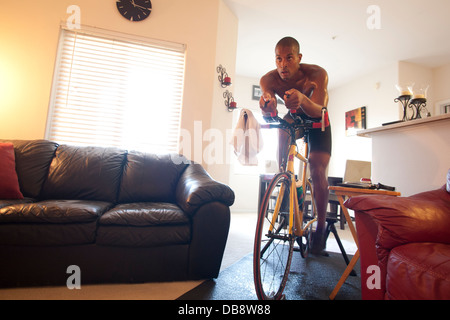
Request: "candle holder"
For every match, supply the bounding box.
[394,94,413,121]
[394,84,430,121]
[409,97,429,119]
[217,64,232,88]
[394,95,430,121]
[224,90,236,111]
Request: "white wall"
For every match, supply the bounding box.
[370,118,450,196]
[398,61,434,116]
[432,64,450,114]
[206,0,238,185]
[326,63,399,178]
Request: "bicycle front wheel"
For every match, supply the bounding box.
[253,172,295,300]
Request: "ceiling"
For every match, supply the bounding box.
[223,0,450,89]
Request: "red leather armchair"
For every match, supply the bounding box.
[344,172,450,300]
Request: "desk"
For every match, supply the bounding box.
[328,186,401,300]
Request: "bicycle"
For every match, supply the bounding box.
[253,107,328,300]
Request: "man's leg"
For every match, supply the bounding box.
[308,151,330,254]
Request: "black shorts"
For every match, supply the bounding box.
[307,123,332,155]
[285,113,332,155]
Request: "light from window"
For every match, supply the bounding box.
[46,27,186,153]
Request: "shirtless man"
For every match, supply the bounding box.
[259,37,331,254]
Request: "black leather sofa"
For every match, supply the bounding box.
[0,139,235,287]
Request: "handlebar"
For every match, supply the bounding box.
[261,112,328,132]
[261,114,312,129]
[260,101,328,132]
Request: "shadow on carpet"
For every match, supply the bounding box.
[178,251,361,300]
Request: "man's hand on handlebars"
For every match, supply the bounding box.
[259,93,277,117]
[284,89,305,114]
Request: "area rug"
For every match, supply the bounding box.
[177,251,361,300]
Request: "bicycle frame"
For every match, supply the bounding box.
[266,124,317,238]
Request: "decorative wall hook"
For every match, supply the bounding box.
[217,64,231,87]
[224,90,237,111]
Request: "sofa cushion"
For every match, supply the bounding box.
[41,145,127,202]
[97,202,190,247]
[0,139,59,198]
[386,242,450,300]
[118,152,189,203]
[0,200,112,246]
[0,143,24,199]
[99,202,189,226]
[0,200,112,223]
[0,198,35,209]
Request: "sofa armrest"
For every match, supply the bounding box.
[176,163,235,216]
[346,188,450,300]
[345,188,450,250]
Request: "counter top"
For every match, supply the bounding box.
[357,113,450,137]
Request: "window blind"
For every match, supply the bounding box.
[46,27,186,153]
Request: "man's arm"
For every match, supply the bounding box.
[259,72,278,116]
[285,67,329,118]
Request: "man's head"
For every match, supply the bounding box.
[275,37,302,81]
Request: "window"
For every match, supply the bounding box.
[46,26,186,153]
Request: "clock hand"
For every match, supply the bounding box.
[133,0,151,9]
[134,4,150,10]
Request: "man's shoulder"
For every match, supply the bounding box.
[260,70,280,86]
[300,63,327,78]
[261,69,278,81]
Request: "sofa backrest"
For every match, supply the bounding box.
[40,144,127,202]
[117,151,189,203]
[2,139,192,203]
[0,139,59,198]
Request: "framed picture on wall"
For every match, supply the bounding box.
[252,85,262,100]
[345,106,366,136]
[252,85,284,105]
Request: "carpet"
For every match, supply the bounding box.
[178,251,361,300]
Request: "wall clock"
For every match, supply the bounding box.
[116,0,152,22]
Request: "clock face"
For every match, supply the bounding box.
[116,0,152,22]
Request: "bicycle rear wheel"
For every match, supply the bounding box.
[253,172,295,300]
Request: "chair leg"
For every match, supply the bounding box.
[339,206,345,230]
